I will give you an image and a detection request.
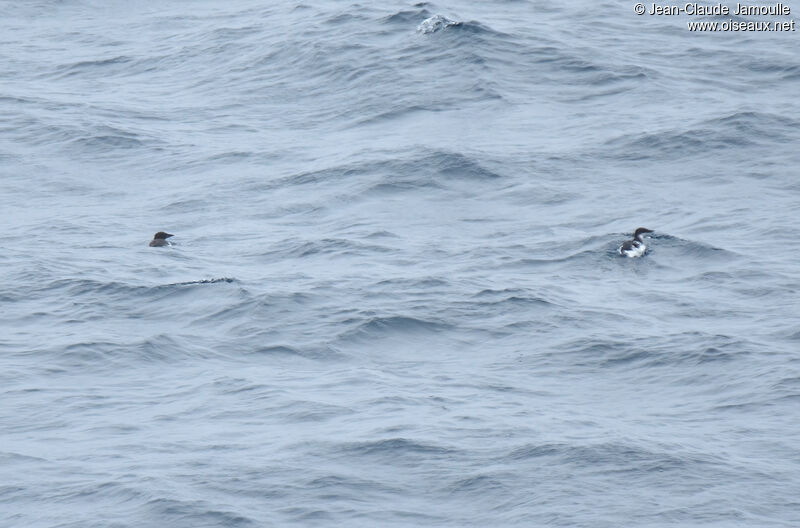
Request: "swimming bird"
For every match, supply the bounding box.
[149,231,174,247]
[618,227,653,258]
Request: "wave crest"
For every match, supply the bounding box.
[417,14,459,34]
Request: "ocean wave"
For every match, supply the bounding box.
[373,277,450,290]
[470,288,555,308]
[603,111,797,160]
[742,59,800,81]
[346,315,451,338]
[46,334,194,367]
[643,234,737,260]
[330,313,457,348]
[305,474,398,495]
[341,437,456,457]
[558,332,751,370]
[69,126,150,151]
[363,230,400,239]
[504,441,713,472]
[32,277,238,299]
[416,14,459,34]
[271,400,354,422]
[444,473,510,494]
[250,149,503,198]
[249,344,332,361]
[500,233,629,268]
[416,14,503,37]
[142,498,256,527]
[361,150,504,193]
[169,278,238,286]
[54,55,133,77]
[11,118,144,152]
[160,197,213,213]
[267,237,393,259]
[382,5,432,25]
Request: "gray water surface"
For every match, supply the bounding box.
[2,1,800,526]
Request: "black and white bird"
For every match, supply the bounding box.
[618,227,653,258]
[149,231,174,247]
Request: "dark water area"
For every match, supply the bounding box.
[2,1,799,526]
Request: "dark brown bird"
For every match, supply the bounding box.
[149,232,174,247]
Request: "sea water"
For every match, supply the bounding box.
[2,1,799,526]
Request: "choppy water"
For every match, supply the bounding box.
[2,1,800,526]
